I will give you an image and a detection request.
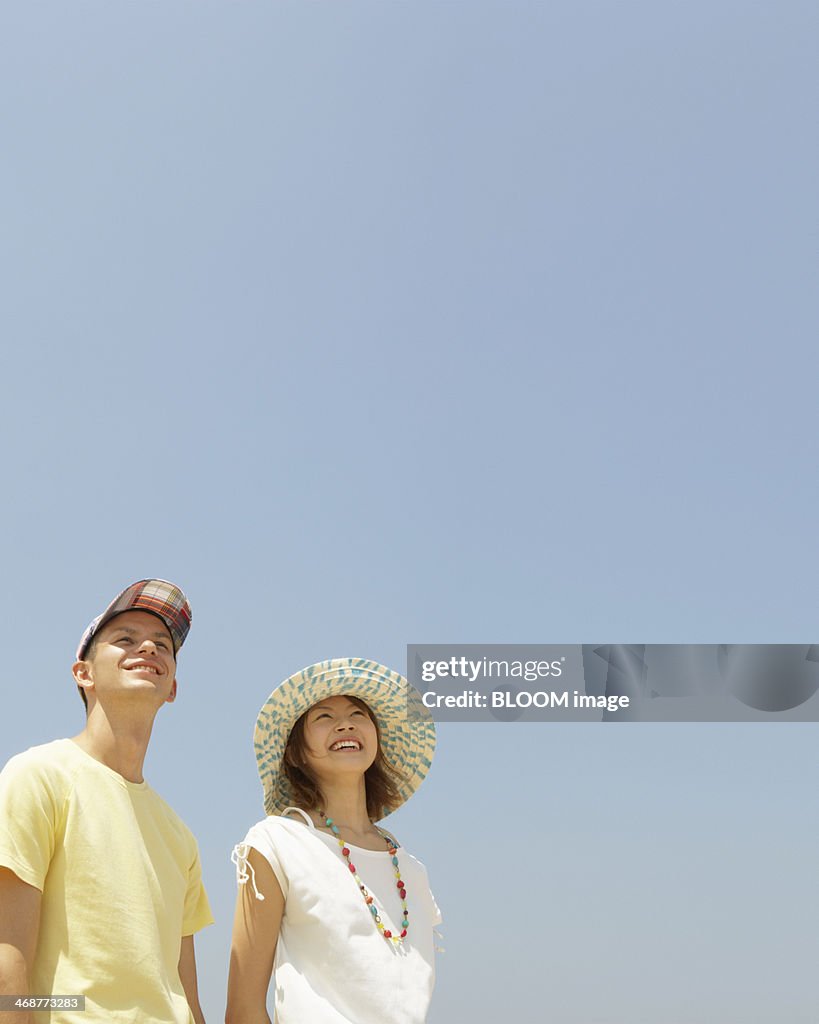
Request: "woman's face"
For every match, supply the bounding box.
[301,695,378,781]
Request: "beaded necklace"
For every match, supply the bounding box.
[319,811,409,944]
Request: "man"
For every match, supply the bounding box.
[0,580,212,1023]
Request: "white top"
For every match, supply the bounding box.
[234,810,441,1024]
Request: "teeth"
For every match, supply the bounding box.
[332,741,360,751]
[127,665,158,674]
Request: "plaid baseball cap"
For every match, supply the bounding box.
[76,579,192,661]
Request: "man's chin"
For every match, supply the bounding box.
[99,685,172,706]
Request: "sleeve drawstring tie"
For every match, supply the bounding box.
[231,842,265,901]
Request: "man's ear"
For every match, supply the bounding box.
[72,660,93,697]
[165,678,178,704]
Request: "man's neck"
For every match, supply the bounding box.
[72,706,158,783]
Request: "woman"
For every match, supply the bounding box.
[226,658,440,1024]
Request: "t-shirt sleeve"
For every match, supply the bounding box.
[429,886,443,927]
[419,861,442,926]
[182,843,214,936]
[0,752,62,891]
[237,821,289,899]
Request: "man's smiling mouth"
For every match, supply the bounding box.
[125,663,161,675]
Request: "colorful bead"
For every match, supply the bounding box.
[319,809,410,945]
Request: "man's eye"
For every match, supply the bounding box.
[157,642,169,650]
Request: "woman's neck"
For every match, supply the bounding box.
[316,779,372,834]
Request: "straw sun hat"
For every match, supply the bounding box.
[254,658,436,819]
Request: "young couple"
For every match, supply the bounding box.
[0,580,439,1024]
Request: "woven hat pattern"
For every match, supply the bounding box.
[254,657,435,819]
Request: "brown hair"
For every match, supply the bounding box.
[282,696,406,821]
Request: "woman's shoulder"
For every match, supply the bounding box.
[244,809,315,842]
[395,846,430,873]
[382,836,435,882]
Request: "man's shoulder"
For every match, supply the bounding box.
[0,740,80,830]
[1,738,79,784]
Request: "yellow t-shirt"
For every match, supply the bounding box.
[0,739,213,1023]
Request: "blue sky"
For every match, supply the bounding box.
[1,2,817,1021]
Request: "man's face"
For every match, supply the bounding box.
[74,610,178,709]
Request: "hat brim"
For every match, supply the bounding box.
[254,658,435,819]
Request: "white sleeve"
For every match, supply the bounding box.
[231,820,289,900]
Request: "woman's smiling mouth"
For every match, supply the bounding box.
[329,739,362,752]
